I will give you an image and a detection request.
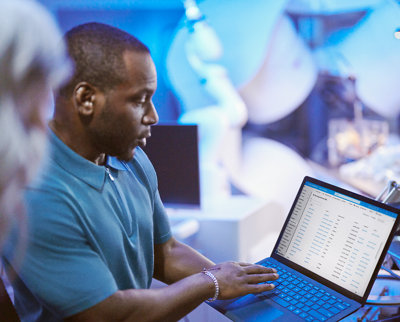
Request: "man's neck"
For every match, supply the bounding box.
[49,119,107,166]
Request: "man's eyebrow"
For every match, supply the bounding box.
[135,88,153,95]
[139,88,156,95]
[128,89,154,99]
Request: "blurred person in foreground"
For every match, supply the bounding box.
[0,0,70,320]
[3,22,279,321]
[0,0,70,249]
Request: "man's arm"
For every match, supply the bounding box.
[65,261,277,322]
[65,271,216,322]
[153,237,214,283]
[65,237,278,322]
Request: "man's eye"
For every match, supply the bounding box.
[131,98,145,106]
[135,96,147,104]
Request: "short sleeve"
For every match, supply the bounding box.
[6,189,118,318]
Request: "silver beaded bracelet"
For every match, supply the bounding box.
[202,268,220,302]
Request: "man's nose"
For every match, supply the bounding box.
[143,101,159,125]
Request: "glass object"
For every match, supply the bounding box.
[328,118,388,167]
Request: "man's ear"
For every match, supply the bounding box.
[73,82,96,116]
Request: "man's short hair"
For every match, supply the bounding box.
[60,22,150,98]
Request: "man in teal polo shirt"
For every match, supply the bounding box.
[4,22,279,321]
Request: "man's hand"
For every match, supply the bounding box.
[206,262,279,299]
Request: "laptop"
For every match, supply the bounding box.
[210,176,400,321]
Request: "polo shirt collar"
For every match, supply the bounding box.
[106,155,128,171]
[49,130,128,190]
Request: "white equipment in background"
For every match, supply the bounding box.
[167,0,315,211]
[334,0,400,118]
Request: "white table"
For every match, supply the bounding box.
[167,195,287,264]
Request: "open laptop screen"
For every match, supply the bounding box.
[274,177,399,299]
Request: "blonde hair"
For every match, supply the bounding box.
[0,0,71,249]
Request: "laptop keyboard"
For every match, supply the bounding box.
[259,260,351,321]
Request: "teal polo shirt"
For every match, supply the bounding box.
[5,130,172,321]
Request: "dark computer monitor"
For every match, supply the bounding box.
[143,124,201,208]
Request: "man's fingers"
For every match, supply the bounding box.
[243,264,277,274]
[246,273,279,284]
[252,282,276,293]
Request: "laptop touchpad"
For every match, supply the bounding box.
[226,299,284,321]
[224,295,285,321]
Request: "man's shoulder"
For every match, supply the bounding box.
[22,161,79,224]
[26,156,81,197]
